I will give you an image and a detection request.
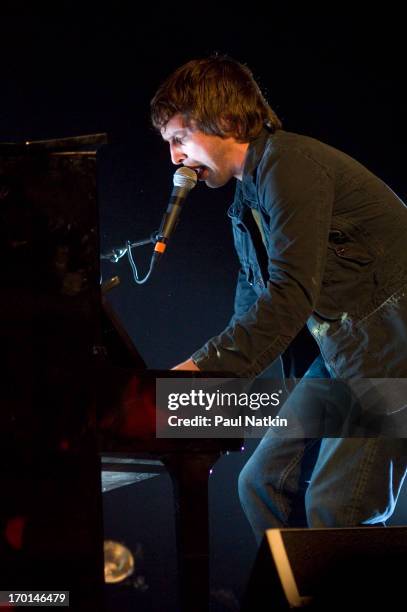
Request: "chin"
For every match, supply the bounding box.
[206,175,230,189]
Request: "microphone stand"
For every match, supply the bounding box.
[100,231,160,285]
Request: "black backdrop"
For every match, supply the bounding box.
[2,9,406,367]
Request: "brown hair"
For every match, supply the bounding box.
[151,55,282,142]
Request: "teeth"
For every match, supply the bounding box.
[186,165,206,178]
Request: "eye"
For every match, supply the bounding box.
[173,136,185,146]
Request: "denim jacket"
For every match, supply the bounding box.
[192,128,407,381]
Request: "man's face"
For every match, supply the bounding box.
[161,114,241,188]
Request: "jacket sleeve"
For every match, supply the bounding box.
[191,148,334,377]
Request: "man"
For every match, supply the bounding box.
[151,55,407,542]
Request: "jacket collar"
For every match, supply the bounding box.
[241,127,273,205]
[228,127,273,218]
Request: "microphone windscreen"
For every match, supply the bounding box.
[173,167,198,189]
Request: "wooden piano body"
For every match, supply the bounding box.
[0,135,241,611]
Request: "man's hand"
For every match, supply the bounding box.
[171,358,200,371]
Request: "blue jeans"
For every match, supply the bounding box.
[238,357,407,543]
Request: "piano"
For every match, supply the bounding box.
[0,134,242,611]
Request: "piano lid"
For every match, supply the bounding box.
[0,132,108,155]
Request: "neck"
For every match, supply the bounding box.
[233,141,250,180]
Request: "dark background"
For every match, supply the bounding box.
[1,6,406,610]
[2,8,406,368]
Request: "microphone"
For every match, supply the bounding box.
[154,167,197,258]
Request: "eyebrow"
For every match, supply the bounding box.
[162,129,187,142]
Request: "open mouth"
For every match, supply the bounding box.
[188,165,208,180]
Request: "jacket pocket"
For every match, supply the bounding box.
[327,229,374,265]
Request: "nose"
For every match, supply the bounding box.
[169,142,186,165]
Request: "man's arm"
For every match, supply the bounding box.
[191,149,335,377]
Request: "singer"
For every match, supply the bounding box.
[150,55,407,541]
